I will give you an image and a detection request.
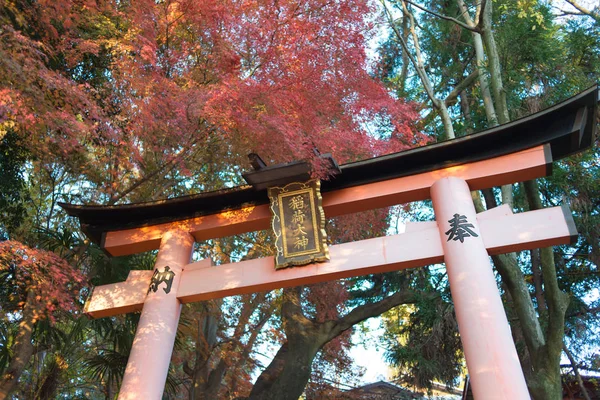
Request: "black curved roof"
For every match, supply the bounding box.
[61,86,599,244]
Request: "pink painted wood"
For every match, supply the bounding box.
[83,270,152,318]
[431,177,530,400]
[118,229,194,400]
[103,145,550,256]
[84,205,575,318]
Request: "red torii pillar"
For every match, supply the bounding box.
[118,229,194,400]
[432,177,529,399]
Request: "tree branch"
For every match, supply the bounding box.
[325,290,429,340]
[108,146,192,205]
[444,70,480,107]
[399,1,456,138]
[419,70,479,129]
[476,0,487,31]
[403,0,481,32]
[381,0,437,106]
[563,343,592,400]
[563,0,600,22]
[566,305,600,319]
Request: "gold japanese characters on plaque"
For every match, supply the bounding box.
[268,179,329,269]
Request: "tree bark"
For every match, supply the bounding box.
[186,300,221,400]
[456,0,498,127]
[382,0,456,139]
[480,0,509,126]
[524,180,570,400]
[0,291,38,400]
[246,287,424,400]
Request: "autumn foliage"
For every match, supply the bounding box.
[0,241,85,321]
[1,0,422,203]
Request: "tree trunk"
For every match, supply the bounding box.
[398,14,410,97]
[481,0,509,126]
[245,287,423,400]
[248,288,324,400]
[0,291,38,400]
[524,180,570,400]
[437,101,455,140]
[383,0,456,140]
[35,355,64,400]
[478,0,513,205]
[473,33,498,126]
[248,338,323,400]
[186,300,221,400]
[456,0,498,127]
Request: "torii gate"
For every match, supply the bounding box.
[61,87,598,400]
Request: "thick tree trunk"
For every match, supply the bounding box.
[248,338,323,400]
[246,287,423,400]
[248,288,325,400]
[0,291,37,400]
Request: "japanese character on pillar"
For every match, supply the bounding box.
[445,213,479,243]
[148,266,176,294]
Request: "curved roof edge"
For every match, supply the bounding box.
[60,85,598,245]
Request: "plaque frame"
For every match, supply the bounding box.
[268,179,329,269]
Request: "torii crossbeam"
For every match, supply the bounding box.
[62,86,598,400]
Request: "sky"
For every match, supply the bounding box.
[350,317,392,383]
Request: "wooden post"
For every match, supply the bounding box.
[431,177,530,399]
[118,229,194,400]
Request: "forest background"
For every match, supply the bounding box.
[0,0,598,399]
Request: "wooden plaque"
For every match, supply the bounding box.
[268,179,329,269]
